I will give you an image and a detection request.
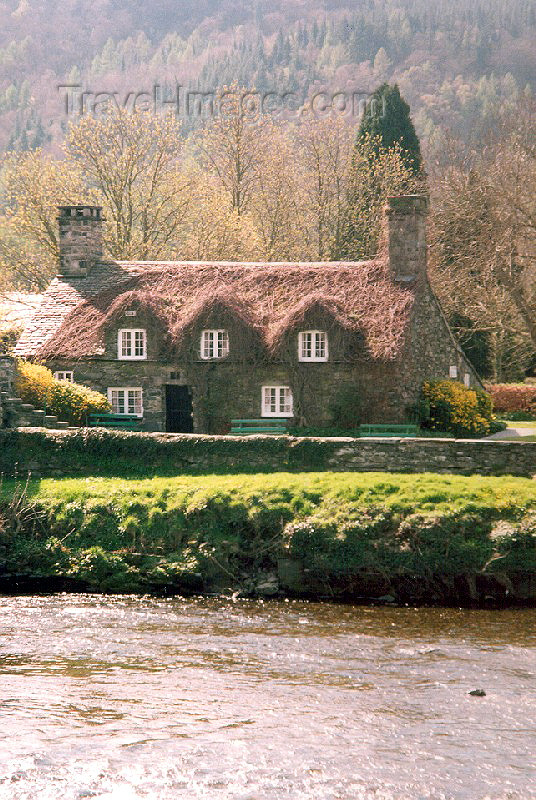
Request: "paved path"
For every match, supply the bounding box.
[486,426,536,440]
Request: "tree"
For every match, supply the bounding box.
[66,109,188,260]
[0,149,88,289]
[178,164,260,261]
[295,114,354,259]
[357,83,423,174]
[336,133,422,260]
[429,151,536,381]
[196,86,260,218]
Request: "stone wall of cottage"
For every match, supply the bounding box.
[46,291,482,433]
[389,280,482,417]
[46,356,402,432]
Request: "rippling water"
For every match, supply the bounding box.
[0,595,534,800]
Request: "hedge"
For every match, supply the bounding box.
[486,383,536,414]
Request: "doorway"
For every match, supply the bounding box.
[165,385,193,432]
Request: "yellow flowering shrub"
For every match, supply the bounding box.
[14,360,54,408]
[420,380,493,437]
[15,360,110,424]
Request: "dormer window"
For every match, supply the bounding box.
[118,329,147,360]
[298,330,328,362]
[201,329,229,359]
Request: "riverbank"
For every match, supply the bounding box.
[1,472,535,606]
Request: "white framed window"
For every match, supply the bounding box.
[298,330,328,362]
[118,329,147,360]
[53,371,73,382]
[449,365,458,378]
[200,329,229,359]
[464,373,471,388]
[107,387,143,416]
[262,385,293,417]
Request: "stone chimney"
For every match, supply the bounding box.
[385,195,429,283]
[57,205,104,278]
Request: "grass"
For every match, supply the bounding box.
[3,471,536,517]
[1,471,535,600]
[501,420,536,429]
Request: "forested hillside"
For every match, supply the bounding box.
[0,0,535,153]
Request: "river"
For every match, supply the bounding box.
[0,595,534,800]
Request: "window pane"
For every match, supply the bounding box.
[315,332,326,359]
[218,330,229,357]
[127,390,142,415]
[121,331,131,357]
[202,331,210,358]
[301,332,312,359]
[111,389,125,414]
[134,331,145,357]
[279,387,292,413]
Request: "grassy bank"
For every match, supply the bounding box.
[1,472,535,605]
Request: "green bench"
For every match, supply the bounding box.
[359,423,419,438]
[230,418,288,435]
[88,413,142,430]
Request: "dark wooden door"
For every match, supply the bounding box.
[165,385,193,432]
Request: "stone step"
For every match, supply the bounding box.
[30,409,46,425]
[17,402,37,427]
[43,415,59,428]
[54,421,69,430]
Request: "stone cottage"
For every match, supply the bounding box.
[14,196,479,432]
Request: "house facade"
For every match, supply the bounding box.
[15,196,480,433]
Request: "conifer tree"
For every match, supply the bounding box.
[357,83,423,174]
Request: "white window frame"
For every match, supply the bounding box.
[200,329,229,360]
[464,373,471,388]
[118,329,147,360]
[449,365,458,378]
[298,330,328,362]
[107,387,143,417]
[261,385,294,417]
[53,371,74,382]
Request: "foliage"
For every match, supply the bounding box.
[486,383,536,413]
[14,359,110,423]
[1,470,536,599]
[14,359,54,408]
[357,83,423,174]
[66,109,187,260]
[336,132,423,260]
[419,380,494,437]
[429,101,536,380]
[0,326,20,355]
[0,149,88,288]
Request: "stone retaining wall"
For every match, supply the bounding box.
[1,428,536,478]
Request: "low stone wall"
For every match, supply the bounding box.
[1,427,536,478]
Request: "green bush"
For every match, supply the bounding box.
[419,380,494,437]
[0,327,21,355]
[15,359,110,424]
